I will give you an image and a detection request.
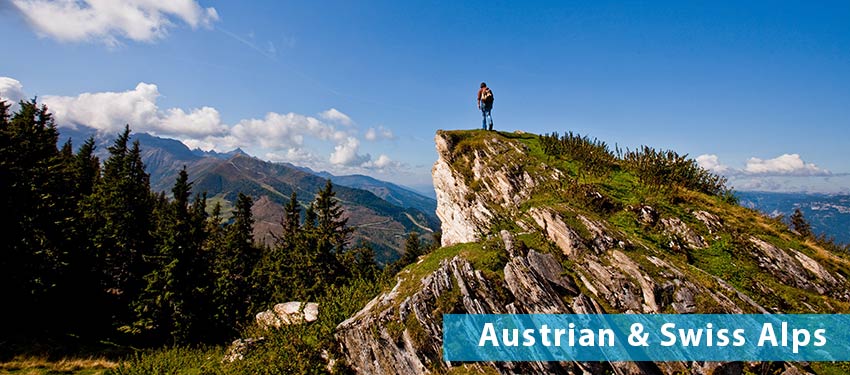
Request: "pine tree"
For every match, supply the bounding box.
[83,126,155,329]
[339,243,378,280]
[282,191,301,245]
[303,181,349,292]
[0,100,73,332]
[72,136,100,198]
[314,180,353,252]
[790,208,812,238]
[131,167,209,344]
[401,231,423,265]
[212,194,260,328]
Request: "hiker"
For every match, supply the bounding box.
[477,82,494,131]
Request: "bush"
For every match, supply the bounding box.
[621,146,732,198]
[110,277,385,374]
[540,132,616,177]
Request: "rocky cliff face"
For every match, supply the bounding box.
[336,130,850,374]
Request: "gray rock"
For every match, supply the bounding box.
[256,301,319,329]
[222,337,265,363]
[661,217,706,249]
[529,208,585,257]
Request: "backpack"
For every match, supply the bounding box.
[481,88,494,104]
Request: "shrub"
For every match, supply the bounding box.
[621,146,732,198]
[540,132,616,177]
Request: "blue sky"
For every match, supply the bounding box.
[1,1,849,193]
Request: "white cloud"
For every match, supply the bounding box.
[40,82,227,138]
[265,149,322,165]
[319,108,353,126]
[8,76,406,176]
[0,77,26,108]
[362,154,401,170]
[696,154,730,174]
[10,0,218,46]
[229,111,344,151]
[43,82,161,133]
[364,125,395,141]
[697,153,831,177]
[744,154,830,176]
[329,137,370,166]
[160,106,227,137]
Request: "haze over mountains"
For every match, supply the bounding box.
[737,191,850,245]
[58,126,439,262]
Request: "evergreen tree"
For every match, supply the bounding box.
[339,243,378,281]
[401,231,424,265]
[212,193,261,338]
[83,126,155,329]
[790,208,813,238]
[310,180,351,287]
[314,180,353,252]
[282,191,301,245]
[72,136,100,198]
[130,167,209,344]
[0,100,73,332]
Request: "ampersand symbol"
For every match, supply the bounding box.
[628,323,649,347]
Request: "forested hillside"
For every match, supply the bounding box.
[0,100,431,367]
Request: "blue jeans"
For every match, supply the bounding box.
[480,103,493,130]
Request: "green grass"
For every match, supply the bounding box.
[108,276,385,375]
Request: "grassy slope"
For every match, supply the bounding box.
[423,129,850,314]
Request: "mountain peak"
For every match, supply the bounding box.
[337,129,850,374]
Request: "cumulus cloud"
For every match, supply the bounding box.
[364,125,395,141]
[229,111,345,150]
[697,153,830,177]
[319,108,353,126]
[0,77,26,107]
[7,76,404,176]
[40,82,227,138]
[744,154,830,176]
[329,137,371,166]
[696,154,729,174]
[10,0,218,46]
[160,106,227,137]
[265,149,322,165]
[362,154,401,170]
[42,82,160,133]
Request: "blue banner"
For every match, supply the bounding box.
[443,314,850,362]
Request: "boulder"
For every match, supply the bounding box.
[256,301,319,329]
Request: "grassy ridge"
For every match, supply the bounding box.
[20,129,849,374]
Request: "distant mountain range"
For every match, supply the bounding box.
[737,191,850,245]
[58,126,439,262]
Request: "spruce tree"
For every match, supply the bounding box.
[131,167,209,344]
[282,191,301,245]
[212,193,260,336]
[314,180,353,252]
[790,208,813,238]
[72,136,100,198]
[311,180,351,287]
[0,100,73,332]
[83,126,154,330]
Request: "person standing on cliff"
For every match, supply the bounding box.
[477,82,494,131]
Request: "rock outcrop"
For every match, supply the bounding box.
[336,130,850,374]
[256,301,319,329]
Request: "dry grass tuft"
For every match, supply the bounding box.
[0,355,117,374]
